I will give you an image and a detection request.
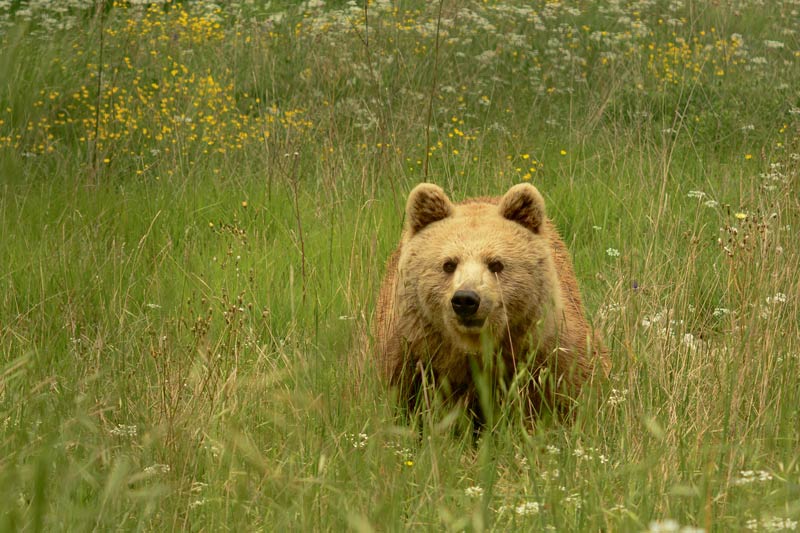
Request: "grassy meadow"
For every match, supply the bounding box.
[1,0,799,530]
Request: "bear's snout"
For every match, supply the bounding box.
[451,290,481,318]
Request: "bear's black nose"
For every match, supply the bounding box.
[451,290,480,317]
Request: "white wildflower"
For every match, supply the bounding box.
[475,50,498,65]
[563,493,582,509]
[733,469,773,485]
[514,452,529,469]
[573,447,589,460]
[767,293,787,304]
[764,40,785,49]
[143,463,170,475]
[205,442,221,459]
[682,333,699,350]
[608,388,628,406]
[647,519,704,533]
[514,501,541,516]
[599,302,624,319]
[541,468,559,481]
[505,33,528,48]
[347,432,368,449]
[642,309,668,329]
[746,516,798,531]
[600,51,618,62]
[189,498,207,509]
[687,190,706,199]
[766,517,797,531]
[384,442,413,461]
[109,424,138,437]
[465,486,484,498]
[606,248,620,257]
[647,519,680,532]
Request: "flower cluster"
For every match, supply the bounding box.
[733,469,774,486]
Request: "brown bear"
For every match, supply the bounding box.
[376,183,609,423]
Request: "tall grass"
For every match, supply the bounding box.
[0,1,798,531]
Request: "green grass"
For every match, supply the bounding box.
[1,1,799,531]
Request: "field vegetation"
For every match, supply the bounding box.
[0,0,798,530]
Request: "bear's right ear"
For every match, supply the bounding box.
[405,183,454,235]
[499,183,546,234]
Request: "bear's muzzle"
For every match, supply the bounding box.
[451,289,487,329]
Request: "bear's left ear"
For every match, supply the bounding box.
[405,183,454,236]
[498,183,546,234]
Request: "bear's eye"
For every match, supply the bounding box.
[442,260,457,274]
[488,260,504,274]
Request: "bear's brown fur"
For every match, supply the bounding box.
[376,183,608,421]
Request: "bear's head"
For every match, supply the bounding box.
[399,183,560,353]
